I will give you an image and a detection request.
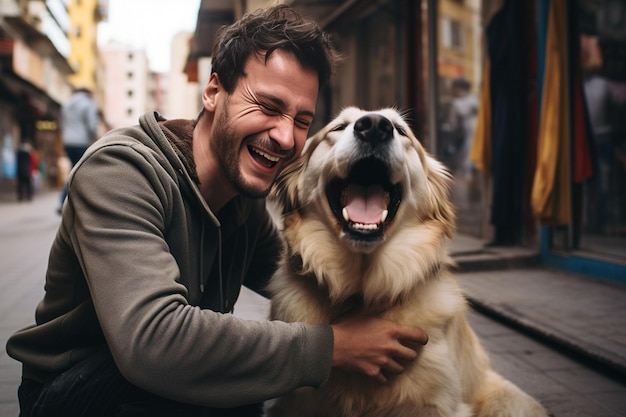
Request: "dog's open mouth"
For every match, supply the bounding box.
[325,157,402,242]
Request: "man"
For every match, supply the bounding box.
[7,5,427,416]
[57,86,99,213]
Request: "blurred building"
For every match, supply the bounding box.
[67,0,108,138]
[185,0,232,88]
[99,41,149,129]
[166,31,199,120]
[0,0,74,190]
[187,0,626,283]
[148,71,168,119]
[67,0,107,91]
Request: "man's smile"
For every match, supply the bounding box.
[249,145,280,168]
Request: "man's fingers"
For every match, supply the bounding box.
[396,325,429,347]
[394,343,419,362]
[365,372,385,384]
[383,358,405,375]
[391,325,428,367]
[373,358,408,384]
[331,315,429,382]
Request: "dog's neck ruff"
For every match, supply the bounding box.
[287,249,447,312]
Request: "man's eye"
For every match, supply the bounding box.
[295,118,312,129]
[260,103,280,115]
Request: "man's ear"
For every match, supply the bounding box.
[202,73,221,112]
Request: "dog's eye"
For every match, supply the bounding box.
[395,125,408,137]
[330,123,347,132]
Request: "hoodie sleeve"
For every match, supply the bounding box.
[64,139,333,407]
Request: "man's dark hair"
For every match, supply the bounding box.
[211,4,338,93]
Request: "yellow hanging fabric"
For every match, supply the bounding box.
[470,0,506,177]
[531,0,571,226]
[470,59,492,176]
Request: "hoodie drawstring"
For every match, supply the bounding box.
[199,213,250,314]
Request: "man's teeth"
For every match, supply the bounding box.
[252,148,279,162]
[341,208,389,224]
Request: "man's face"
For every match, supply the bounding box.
[212,51,319,199]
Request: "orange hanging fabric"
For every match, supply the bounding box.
[531,0,571,226]
[469,0,505,177]
[470,59,492,176]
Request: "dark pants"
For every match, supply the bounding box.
[17,348,263,417]
[58,145,89,209]
[16,174,33,201]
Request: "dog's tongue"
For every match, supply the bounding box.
[343,184,387,224]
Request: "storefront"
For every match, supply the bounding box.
[431,0,626,282]
[537,0,626,281]
[310,0,626,282]
[0,16,72,196]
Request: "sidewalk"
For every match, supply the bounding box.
[0,191,60,417]
[448,234,626,382]
[1,190,625,417]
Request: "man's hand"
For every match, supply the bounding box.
[330,314,428,383]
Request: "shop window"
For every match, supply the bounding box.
[441,17,464,52]
[435,2,484,239]
[578,1,626,260]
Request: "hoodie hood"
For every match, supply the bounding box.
[137,112,252,234]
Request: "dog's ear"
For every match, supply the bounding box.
[271,124,328,215]
[402,120,456,239]
[424,154,456,238]
[271,154,306,215]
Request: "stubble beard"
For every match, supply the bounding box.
[213,108,273,199]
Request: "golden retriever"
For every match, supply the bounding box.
[266,107,550,417]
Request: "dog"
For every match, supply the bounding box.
[264,107,550,417]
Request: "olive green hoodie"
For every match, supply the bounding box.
[6,111,332,407]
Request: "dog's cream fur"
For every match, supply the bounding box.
[266,107,550,417]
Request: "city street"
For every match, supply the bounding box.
[1,191,625,416]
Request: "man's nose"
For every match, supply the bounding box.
[270,116,296,150]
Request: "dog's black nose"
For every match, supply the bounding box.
[354,115,394,145]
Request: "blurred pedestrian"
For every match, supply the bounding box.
[30,146,40,193]
[15,141,33,201]
[57,86,98,213]
[6,5,427,417]
[446,77,479,179]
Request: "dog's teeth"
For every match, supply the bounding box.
[342,207,350,221]
[381,210,389,222]
[353,223,380,231]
